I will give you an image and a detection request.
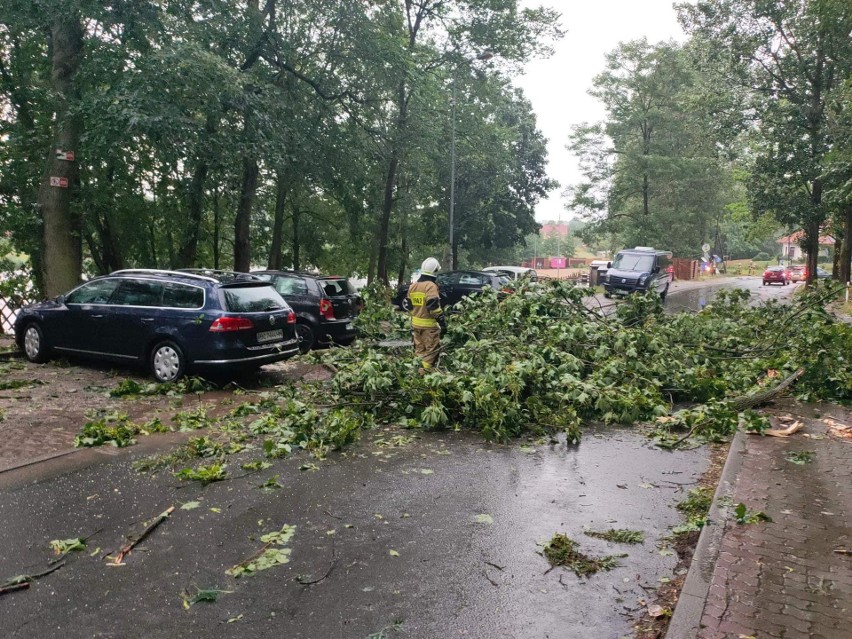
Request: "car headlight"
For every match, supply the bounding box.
[638,274,648,285]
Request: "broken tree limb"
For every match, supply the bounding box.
[728,368,806,411]
[113,506,175,565]
[759,421,805,438]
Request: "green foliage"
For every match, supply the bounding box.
[733,503,772,525]
[171,407,213,431]
[319,282,851,445]
[785,451,815,465]
[543,533,623,577]
[49,538,86,555]
[672,486,713,535]
[175,464,227,484]
[584,529,644,544]
[110,377,215,398]
[226,524,296,578]
[75,413,139,448]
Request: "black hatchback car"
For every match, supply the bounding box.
[394,270,510,308]
[14,269,299,381]
[253,271,362,353]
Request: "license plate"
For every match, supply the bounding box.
[256,329,284,344]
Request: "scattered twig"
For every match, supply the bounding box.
[484,561,505,571]
[483,570,499,587]
[112,506,175,565]
[323,510,344,520]
[0,582,29,596]
[834,548,851,555]
[0,562,65,596]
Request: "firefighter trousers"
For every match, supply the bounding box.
[412,327,441,368]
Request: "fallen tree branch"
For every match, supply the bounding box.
[728,368,805,411]
[112,506,175,565]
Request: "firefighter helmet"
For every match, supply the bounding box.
[421,257,441,276]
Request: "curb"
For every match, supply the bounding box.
[665,430,747,639]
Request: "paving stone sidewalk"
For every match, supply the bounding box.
[697,403,851,638]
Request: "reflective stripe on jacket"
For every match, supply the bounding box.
[407,279,442,328]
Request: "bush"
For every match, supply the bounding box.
[752,252,770,261]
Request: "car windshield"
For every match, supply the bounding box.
[320,278,355,296]
[767,267,784,272]
[223,285,287,312]
[611,252,655,272]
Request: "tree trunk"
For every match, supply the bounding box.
[234,158,258,272]
[212,186,220,270]
[291,206,300,271]
[376,155,399,283]
[396,234,408,288]
[268,171,289,270]
[38,15,84,297]
[176,160,208,268]
[839,205,852,285]
[804,218,820,286]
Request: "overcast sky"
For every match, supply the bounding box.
[516,0,688,223]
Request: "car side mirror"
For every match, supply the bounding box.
[652,266,660,273]
[55,294,66,305]
[607,261,612,269]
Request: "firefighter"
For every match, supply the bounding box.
[402,257,445,373]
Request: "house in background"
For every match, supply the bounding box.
[777,230,834,261]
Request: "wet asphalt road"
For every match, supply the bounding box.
[0,278,791,638]
[0,427,708,639]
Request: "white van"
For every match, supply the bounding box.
[482,266,538,281]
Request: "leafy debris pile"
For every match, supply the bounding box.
[543,533,622,577]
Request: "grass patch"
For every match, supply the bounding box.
[543,533,624,576]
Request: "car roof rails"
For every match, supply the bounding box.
[111,268,219,283]
[177,268,264,283]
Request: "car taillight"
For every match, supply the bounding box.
[319,299,335,320]
[209,316,254,332]
[287,311,296,324]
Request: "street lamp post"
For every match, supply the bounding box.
[449,51,493,270]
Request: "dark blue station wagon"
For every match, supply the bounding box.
[14,269,299,381]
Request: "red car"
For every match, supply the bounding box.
[763,266,789,286]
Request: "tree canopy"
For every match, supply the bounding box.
[0,0,562,295]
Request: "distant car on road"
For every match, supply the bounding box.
[394,270,510,308]
[253,270,362,353]
[789,265,806,282]
[816,267,831,279]
[603,247,673,300]
[14,269,299,381]
[762,266,789,286]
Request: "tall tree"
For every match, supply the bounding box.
[678,0,852,283]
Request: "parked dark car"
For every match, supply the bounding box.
[762,266,789,286]
[603,247,673,300]
[14,269,299,382]
[394,270,510,308]
[253,271,362,353]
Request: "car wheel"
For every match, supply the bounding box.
[603,292,611,299]
[660,285,669,302]
[762,281,767,286]
[22,322,50,363]
[150,340,186,382]
[295,322,315,354]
